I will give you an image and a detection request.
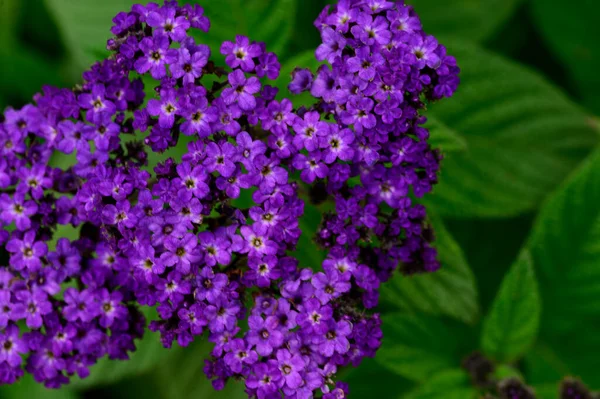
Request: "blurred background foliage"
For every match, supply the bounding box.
[1,0,600,398]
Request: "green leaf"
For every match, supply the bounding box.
[523,149,600,389]
[531,0,600,114]
[44,0,142,70]
[481,250,540,363]
[424,40,599,218]
[380,216,479,325]
[444,215,534,312]
[341,358,414,397]
[404,369,478,399]
[406,0,522,43]
[376,313,476,382]
[0,374,79,399]
[152,338,246,399]
[426,116,467,153]
[528,149,600,332]
[0,48,64,109]
[189,0,297,64]
[71,330,171,389]
[0,0,20,47]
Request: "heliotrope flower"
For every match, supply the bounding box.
[0,1,459,395]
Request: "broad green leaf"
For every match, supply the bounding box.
[380,216,479,325]
[44,0,144,69]
[0,374,79,399]
[71,330,171,389]
[445,215,534,312]
[341,358,414,397]
[0,0,20,47]
[152,338,246,399]
[189,0,297,64]
[0,48,64,109]
[481,250,540,363]
[531,0,600,114]
[406,0,522,43]
[523,149,600,389]
[404,369,477,399]
[424,40,599,218]
[528,149,600,332]
[493,364,523,381]
[426,116,467,153]
[376,313,476,382]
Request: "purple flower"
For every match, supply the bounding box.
[77,84,116,122]
[221,70,261,111]
[347,46,385,81]
[0,193,37,231]
[315,27,346,63]
[220,35,262,71]
[317,320,352,356]
[148,89,180,129]
[147,6,190,41]
[224,339,258,373]
[247,316,284,356]
[350,13,391,45]
[14,289,52,329]
[160,233,202,274]
[176,162,210,198]
[241,225,278,256]
[97,289,127,328]
[203,142,237,177]
[135,34,178,79]
[288,68,314,94]
[236,131,266,170]
[171,47,208,85]
[183,4,210,31]
[312,270,351,304]
[6,231,48,273]
[409,34,441,69]
[246,255,281,288]
[320,127,355,163]
[0,325,26,367]
[63,288,98,323]
[292,152,329,184]
[276,349,305,389]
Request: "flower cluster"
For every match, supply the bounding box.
[0,0,458,397]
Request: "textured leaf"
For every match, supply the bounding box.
[71,330,171,389]
[189,0,297,64]
[380,216,479,325]
[0,375,79,399]
[0,49,64,109]
[376,313,476,382]
[341,358,414,397]
[44,0,142,68]
[426,116,467,153]
[404,369,477,399]
[425,40,599,217]
[481,250,540,362]
[528,149,600,331]
[153,338,246,399]
[406,0,522,43]
[523,149,600,389]
[0,0,20,47]
[445,215,534,312]
[531,0,600,114]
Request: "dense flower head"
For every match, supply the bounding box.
[0,0,458,396]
